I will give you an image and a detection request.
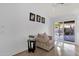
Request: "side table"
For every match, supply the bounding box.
[27,39,36,53]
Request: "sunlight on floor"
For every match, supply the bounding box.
[56,47,63,56]
[56,43,76,56]
[63,43,75,56]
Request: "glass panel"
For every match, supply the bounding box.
[64,21,75,42]
[54,22,64,47]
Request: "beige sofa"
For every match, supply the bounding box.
[35,33,54,51]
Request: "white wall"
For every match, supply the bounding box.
[0,3,53,56]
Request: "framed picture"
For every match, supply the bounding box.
[36,15,41,22]
[29,12,35,21]
[41,17,45,24]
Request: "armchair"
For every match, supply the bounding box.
[35,33,54,51]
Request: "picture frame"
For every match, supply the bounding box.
[29,12,35,21]
[41,17,45,24]
[36,15,41,22]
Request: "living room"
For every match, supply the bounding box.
[0,3,79,56]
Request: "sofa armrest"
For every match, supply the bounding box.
[46,40,54,45]
[48,36,52,40]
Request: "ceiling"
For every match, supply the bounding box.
[51,3,79,18]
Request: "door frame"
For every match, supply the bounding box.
[53,19,75,46]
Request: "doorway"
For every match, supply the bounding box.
[54,20,75,46]
[54,20,75,55]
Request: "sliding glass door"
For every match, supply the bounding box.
[54,22,64,47]
[54,20,75,47]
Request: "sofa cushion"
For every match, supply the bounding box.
[37,34,41,38]
[36,34,43,41]
[36,33,49,43]
[43,33,49,40]
[40,33,49,42]
[37,34,42,38]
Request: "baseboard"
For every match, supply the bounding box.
[13,49,28,56]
